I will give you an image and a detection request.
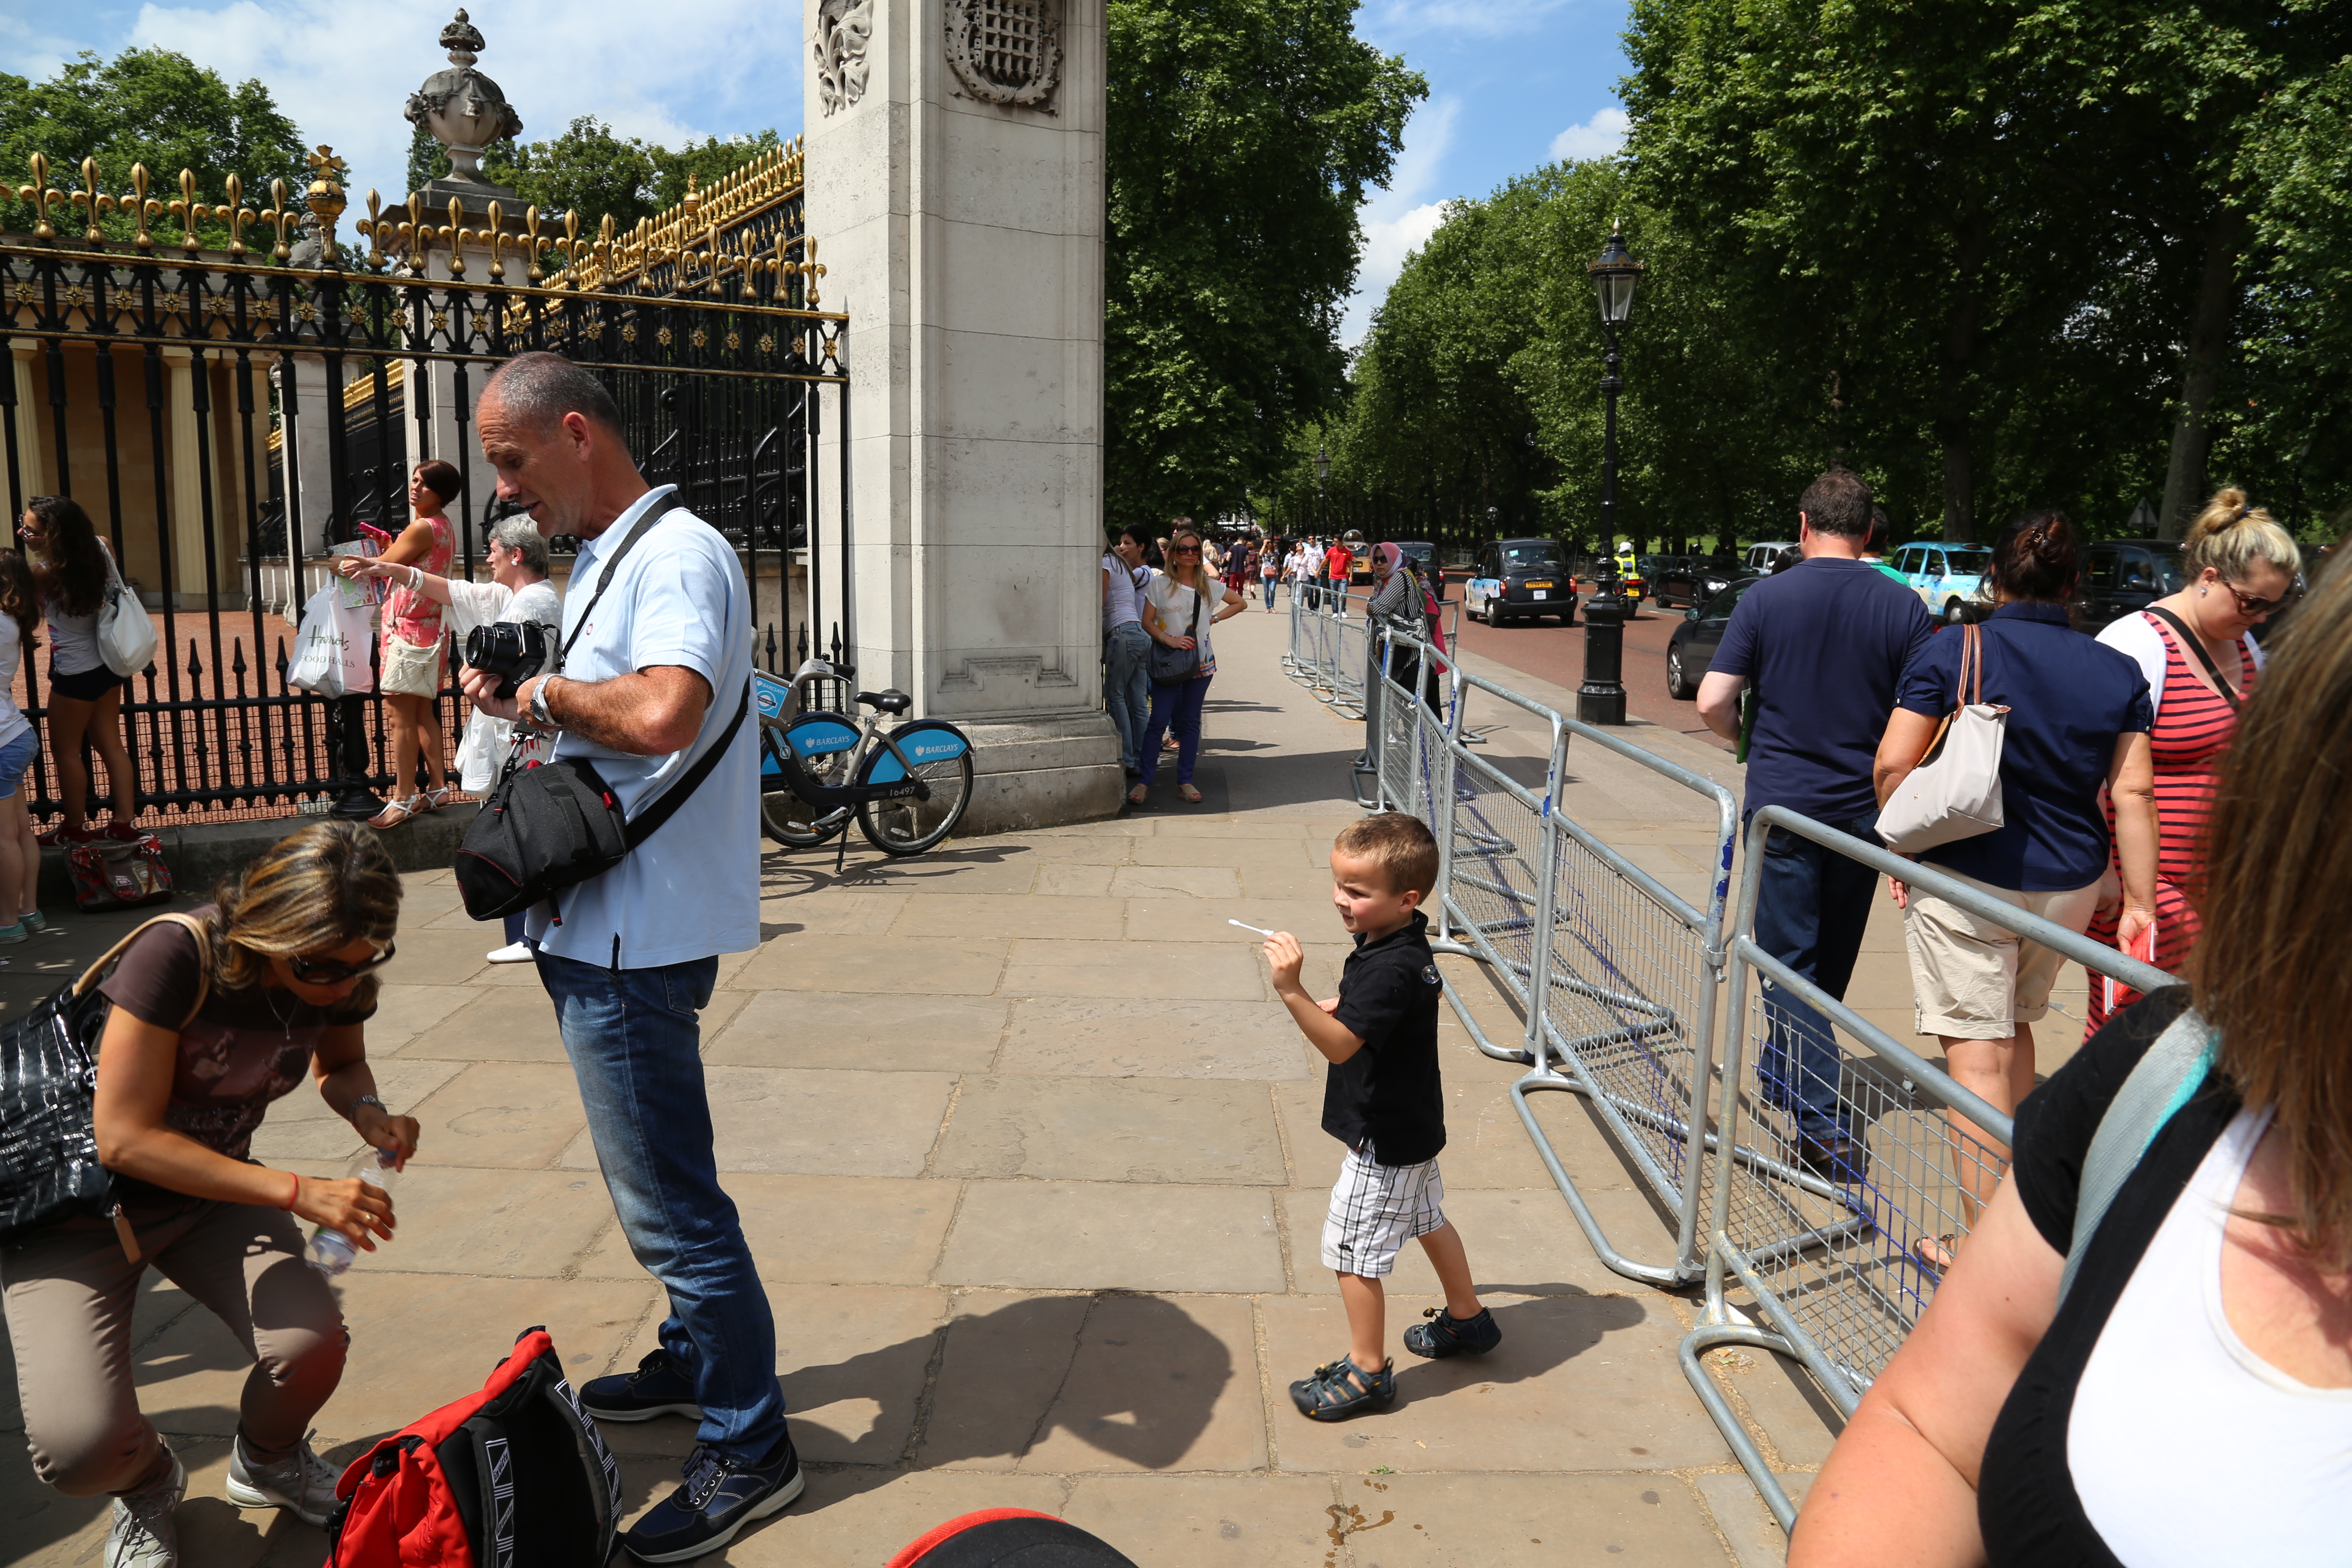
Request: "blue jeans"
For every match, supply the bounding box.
[1137,675,1210,786]
[1103,622,1153,773]
[535,949,785,1461]
[1750,815,1880,1139]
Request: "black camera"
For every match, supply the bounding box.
[464,621,552,700]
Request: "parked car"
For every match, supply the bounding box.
[1743,541,1795,574]
[1890,540,1993,624]
[1666,575,1761,698]
[1653,554,1740,610]
[1393,539,1442,593]
[2076,538,2187,630]
[1466,537,1575,626]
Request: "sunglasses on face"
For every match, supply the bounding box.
[2221,579,2300,617]
[1173,546,1201,557]
[287,942,396,985]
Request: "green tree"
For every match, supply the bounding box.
[0,47,307,247]
[483,116,659,236]
[650,131,786,212]
[1107,0,1425,531]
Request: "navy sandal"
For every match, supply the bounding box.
[1289,1356,1396,1421]
[1403,1305,1503,1360]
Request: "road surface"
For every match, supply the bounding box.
[1444,588,1732,752]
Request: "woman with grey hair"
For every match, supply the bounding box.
[349,516,560,959]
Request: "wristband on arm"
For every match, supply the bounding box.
[282,1171,300,1210]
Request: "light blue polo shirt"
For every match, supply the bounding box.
[523,486,760,969]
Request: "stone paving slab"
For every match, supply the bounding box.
[3,609,1860,1566]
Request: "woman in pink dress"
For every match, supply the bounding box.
[335,460,459,827]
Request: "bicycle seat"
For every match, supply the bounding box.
[856,689,913,715]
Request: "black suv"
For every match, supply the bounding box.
[2077,539,2187,631]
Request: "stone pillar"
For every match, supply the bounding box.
[7,346,48,506]
[164,349,226,606]
[804,0,1123,833]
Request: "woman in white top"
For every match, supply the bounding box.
[1129,524,1247,806]
[348,516,559,961]
[0,550,49,939]
[1789,562,2352,1568]
[19,495,139,844]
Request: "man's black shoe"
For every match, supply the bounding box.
[625,1433,803,1563]
[582,1349,703,1424]
[1796,1132,1870,1186]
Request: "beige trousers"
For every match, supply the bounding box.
[1,1196,345,1496]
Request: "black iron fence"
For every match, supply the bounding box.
[0,167,849,827]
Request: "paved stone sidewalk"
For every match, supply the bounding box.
[0,604,2015,1567]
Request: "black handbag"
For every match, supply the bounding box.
[1147,583,1208,685]
[0,913,211,1250]
[454,493,750,922]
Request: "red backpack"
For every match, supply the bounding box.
[329,1327,620,1568]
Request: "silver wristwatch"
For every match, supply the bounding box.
[347,1094,388,1124]
[528,675,560,732]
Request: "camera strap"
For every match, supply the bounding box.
[553,489,684,675]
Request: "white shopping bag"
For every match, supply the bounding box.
[287,585,373,696]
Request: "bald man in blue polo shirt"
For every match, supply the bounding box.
[1698,472,1932,1182]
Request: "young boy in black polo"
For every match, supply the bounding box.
[1262,812,1501,1420]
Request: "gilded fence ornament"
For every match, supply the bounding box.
[73,158,112,245]
[261,177,296,261]
[446,196,471,279]
[223,174,253,257]
[804,236,824,308]
[404,191,431,272]
[487,200,508,279]
[17,153,61,241]
[524,206,545,281]
[171,169,204,254]
[359,190,389,271]
[129,165,155,250]
[304,146,348,266]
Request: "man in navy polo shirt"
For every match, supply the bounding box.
[1697,472,1932,1180]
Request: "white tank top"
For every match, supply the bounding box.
[2070,1106,2352,1564]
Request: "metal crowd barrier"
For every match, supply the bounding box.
[1362,627,1743,1289]
[1680,806,2178,1531]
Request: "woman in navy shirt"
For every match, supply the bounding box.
[1872,511,2159,1268]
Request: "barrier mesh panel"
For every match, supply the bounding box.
[1442,749,1550,1004]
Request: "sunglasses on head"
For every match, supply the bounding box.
[2221,579,2300,617]
[288,942,396,985]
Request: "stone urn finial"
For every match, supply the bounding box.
[405,7,524,184]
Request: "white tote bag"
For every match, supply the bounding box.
[286,585,374,697]
[1878,622,2009,854]
[96,546,157,677]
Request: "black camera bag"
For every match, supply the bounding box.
[454,493,749,923]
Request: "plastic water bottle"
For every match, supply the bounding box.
[305,1147,398,1276]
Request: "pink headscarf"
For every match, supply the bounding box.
[1372,542,1405,577]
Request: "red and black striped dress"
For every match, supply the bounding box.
[2080,613,2256,1038]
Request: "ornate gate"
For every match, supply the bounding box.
[1,144,848,824]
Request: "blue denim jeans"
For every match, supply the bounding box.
[1103,622,1153,773]
[1749,815,1880,1139]
[535,949,786,1461]
[1137,675,1211,786]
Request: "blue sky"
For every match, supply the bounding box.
[1,0,1635,344]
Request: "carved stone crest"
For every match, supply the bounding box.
[812,0,874,116]
[946,0,1062,110]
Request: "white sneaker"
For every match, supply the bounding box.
[105,1447,184,1568]
[225,1432,342,1529]
[485,940,534,963]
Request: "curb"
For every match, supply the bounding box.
[39,804,478,906]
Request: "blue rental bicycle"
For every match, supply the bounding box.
[756,658,976,854]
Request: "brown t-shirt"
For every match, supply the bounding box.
[98,909,376,1164]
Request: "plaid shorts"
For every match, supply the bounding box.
[1321,1143,1447,1278]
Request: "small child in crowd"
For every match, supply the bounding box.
[1262,812,1500,1420]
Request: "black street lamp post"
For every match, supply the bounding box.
[1314,446,1332,609]
[1578,223,1642,727]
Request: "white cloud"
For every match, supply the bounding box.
[113,0,802,207]
[1549,106,1629,164]
[1341,97,1461,347]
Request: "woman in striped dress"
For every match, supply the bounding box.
[2081,489,2303,1036]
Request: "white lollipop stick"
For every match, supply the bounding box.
[1228,919,1277,937]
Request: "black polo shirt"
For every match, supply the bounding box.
[1321,910,1447,1166]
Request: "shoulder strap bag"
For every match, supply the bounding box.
[454,493,750,924]
[2141,605,2243,710]
[96,539,158,678]
[2058,1005,2215,1307]
[1147,582,1207,685]
[1876,622,2010,854]
[0,912,211,1254]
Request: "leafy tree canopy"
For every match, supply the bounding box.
[1106,0,1424,531]
[0,48,308,248]
[431,117,788,237]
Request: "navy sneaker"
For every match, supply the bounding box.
[581,1349,703,1424]
[1403,1305,1503,1360]
[624,1433,803,1563]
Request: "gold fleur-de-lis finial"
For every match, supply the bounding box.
[129,164,157,250]
[222,173,253,257]
[18,153,62,240]
[72,157,115,245]
[261,177,296,261]
[171,168,205,254]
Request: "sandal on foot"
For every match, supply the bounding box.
[368,795,425,830]
[417,786,456,812]
[1177,783,1203,804]
[1289,1356,1395,1421]
[1127,784,1150,806]
[1912,1234,1960,1274]
[1403,1305,1502,1360]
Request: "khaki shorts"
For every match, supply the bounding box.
[1902,866,2104,1040]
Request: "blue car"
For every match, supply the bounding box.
[1892,541,1993,625]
